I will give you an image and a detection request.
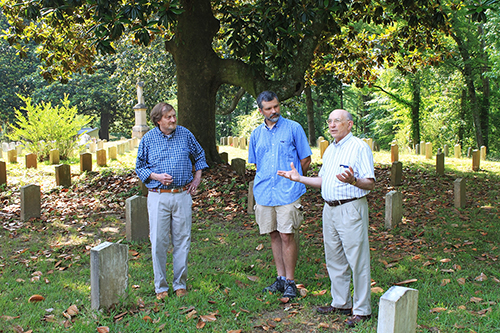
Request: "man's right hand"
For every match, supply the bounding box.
[151,172,173,186]
[277,162,301,182]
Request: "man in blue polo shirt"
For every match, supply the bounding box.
[248,91,312,299]
[136,102,208,300]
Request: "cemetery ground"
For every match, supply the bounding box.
[1,147,499,333]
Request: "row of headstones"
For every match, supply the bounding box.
[123,191,418,332]
[219,136,248,149]
[400,142,487,161]
[317,137,376,158]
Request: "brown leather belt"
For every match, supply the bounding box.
[325,197,360,207]
[149,187,187,193]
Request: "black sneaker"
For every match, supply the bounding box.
[262,277,285,293]
[283,280,297,298]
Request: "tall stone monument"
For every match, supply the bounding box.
[132,81,150,139]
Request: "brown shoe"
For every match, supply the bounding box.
[175,288,187,297]
[156,291,168,300]
[316,305,352,315]
[345,314,371,327]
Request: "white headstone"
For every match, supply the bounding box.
[377,286,418,333]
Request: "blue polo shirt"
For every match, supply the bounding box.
[248,116,312,206]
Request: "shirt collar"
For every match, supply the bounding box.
[155,126,176,138]
[333,132,353,147]
[264,115,282,130]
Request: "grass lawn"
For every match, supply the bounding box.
[1,146,499,332]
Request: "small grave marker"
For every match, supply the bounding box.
[0,161,7,186]
[80,153,92,172]
[49,149,60,165]
[248,180,255,215]
[231,158,246,177]
[454,144,461,159]
[21,184,41,221]
[55,164,71,187]
[454,178,466,208]
[385,191,402,229]
[125,195,149,242]
[472,149,480,171]
[436,149,445,176]
[25,153,37,169]
[377,286,419,333]
[390,161,402,186]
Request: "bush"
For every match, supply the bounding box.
[8,95,92,161]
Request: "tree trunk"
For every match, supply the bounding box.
[478,24,489,149]
[304,86,316,146]
[409,73,421,145]
[458,88,467,145]
[99,108,110,141]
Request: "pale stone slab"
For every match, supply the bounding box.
[391,144,399,163]
[385,191,402,229]
[0,160,6,186]
[425,142,432,159]
[220,137,224,146]
[126,195,149,242]
[233,137,239,148]
[91,242,129,310]
[7,149,17,163]
[420,141,425,155]
[49,149,60,165]
[220,152,228,164]
[21,184,41,221]
[89,142,97,153]
[472,149,480,171]
[366,138,373,150]
[228,136,234,146]
[316,136,324,148]
[415,143,420,155]
[25,153,37,169]
[377,286,419,333]
[454,144,461,159]
[96,149,107,167]
[138,179,148,196]
[231,158,246,177]
[467,147,472,158]
[444,144,449,157]
[248,180,255,215]
[97,140,104,149]
[1,142,8,152]
[436,151,445,176]
[319,140,329,158]
[55,164,71,187]
[454,178,466,208]
[480,146,486,161]
[80,153,92,172]
[108,146,117,160]
[390,161,402,186]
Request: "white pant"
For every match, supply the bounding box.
[147,191,192,293]
[322,197,371,316]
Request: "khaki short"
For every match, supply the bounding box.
[255,198,304,234]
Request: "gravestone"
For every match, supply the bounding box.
[319,140,329,158]
[96,149,107,167]
[89,141,97,153]
[138,179,148,196]
[415,144,420,155]
[472,149,480,171]
[7,149,17,163]
[25,153,37,169]
[90,242,128,310]
[55,164,71,187]
[366,138,374,150]
[219,152,228,164]
[49,149,60,165]
[239,137,246,149]
[444,144,449,157]
[0,161,6,186]
[21,184,41,221]
[248,180,255,215]
[454,178,466,208]
[425,142,432,159]
[80,153,92,172]
[108,146,117,160]
[1,142,8,152]
[391,144,399,163]
[220,137,224,146]
[436,149,445,176]
[385,191,402,229]
[316,136,324,148]
[97,140,104,149]
[454,144,461,159]
[233,137,239,148]
[480,146,486,161]
[467,147,472,158]
[231,158,246,177]
[419,141,425,155]
[223,137,228,146]
[390,161,403,186]
[377,286,419,333]
[228,136,234,146]
[125,195,149,242]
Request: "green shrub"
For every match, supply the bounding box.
[8,95,92,161]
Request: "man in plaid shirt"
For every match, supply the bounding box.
[136,102,208,300]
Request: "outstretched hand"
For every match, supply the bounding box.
[277,162,301,182]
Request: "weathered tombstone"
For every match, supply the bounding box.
[108,146,117,160]
[316,136,324,148]
[124,140,131,152]
[9,142,15,150]
[219,152,229,164]
[223,137,228,146]
[391,144,399,163]
[0,161,6,186]
[89,141,97,153]
[454,178,466,208]
[231,158,246,177]
[96,149,107,167]
[420,141,425,155]
[248,180,255,214]
[239,137,246,149]
[233,137,240,148]
[467,147,472,158]
[1,142,8,152]
[7,149,17,163]
[390,161,403,186]
[472,149,480,171]
[480,146,486,161]
[125,195,149,242]
[49,149,60,165]
[80,153,92,172]
[385,191,402,229]
[21,184,41,221]
[138,179,148,196]
[377,286,419,333]
[90,242,129,310]
[25,153,37,169]
[97,140,104,149]
[415,143,420,155]
[319,140,329,158]
[454,144,461,159]
[132,137,139,148]
[444,144,449,157]
[220,137,224,146]
[118,143,125,155]
[425,142,432,159]
[228,136,234,146]
[436,149,445,176]
[55,164,71,187]
[366,138,374,150]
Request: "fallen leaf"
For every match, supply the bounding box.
[470,297,483,303]
[143,315,152,323]
[395,279,417,285]
[196,319,206,329]
[429,307,447,313]
[475,273,487,281]
[28,295,45,303]
[66,305,78,316]
[371,287,384,293]
[477,307,491,315]
[97,327,110,333]
[227,330,242,333]
[186,310,197,319]
[311,289,327,296]
[246,275,259,282]
[16,278,25,283]
[457,278,466,285]
[132,285,140,289]
[200,314,217,322]
[454,323,465,328]
[440,258,451,263]
[279,297,290,303]
[318,322,329,328]
[458,305,466,310]
[1,315,20,320]
[256,244,264,251]
[441,269,455,273]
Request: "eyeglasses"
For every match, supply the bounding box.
[326,118,346,125]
